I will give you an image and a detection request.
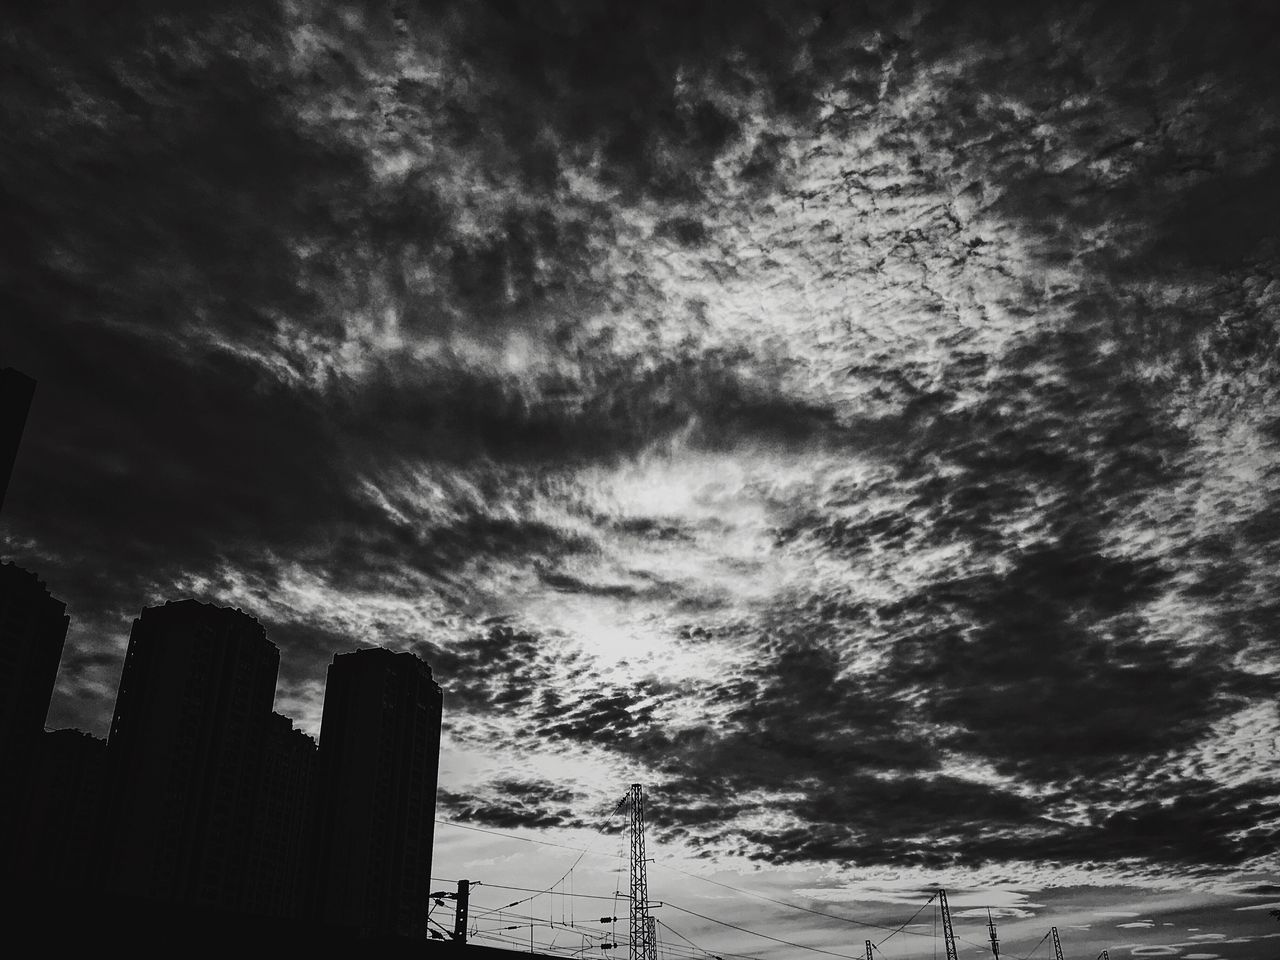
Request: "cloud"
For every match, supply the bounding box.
[437,779,584,831]
[4,0,1280,894]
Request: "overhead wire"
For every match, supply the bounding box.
[663,901,877,960]
[437,862,985,960]
[472,922,718,960]
[435,817,628,858]
[468,795,629,921]
[876,893,936,947]
[476,881,622,902]
[652,861,941,939]
[1000,929,1051,960]
[435,818,1027,960]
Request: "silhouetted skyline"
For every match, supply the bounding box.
[0,577,445,942]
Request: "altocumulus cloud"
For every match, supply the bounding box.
[2,0,1280,890]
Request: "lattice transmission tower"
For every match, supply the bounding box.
[627,783,658,960]
[937,889,959,960]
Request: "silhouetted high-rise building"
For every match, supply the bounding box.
[21,729,107,891]
[245,711,317,920]
[103,599,279,912]
[311,648,443,939]
[0,368,36,513]
[0,562,70,882]
[0,562,69,762]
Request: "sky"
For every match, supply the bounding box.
[3,0,1280,957]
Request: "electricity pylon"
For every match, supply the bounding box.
[628,784,659,960]
[987,908,1000,959]
[938,889,959,960]
[1051,926,1064,960]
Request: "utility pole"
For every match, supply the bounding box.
[938,890,959,960]
[429,881,470,943]
[628,784,658,960]
[1051,926,1064,960]
[987,908,1000,959]
[454,879,470,943]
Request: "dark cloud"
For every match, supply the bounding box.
[882,536,1273,779]
[438,779,582,831]
[414,625,581,716]
[534,679,675,753]
[4,0,1280,885]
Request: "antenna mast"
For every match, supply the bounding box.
[938,890,959,960]
[628,784,658,960]
[1051,926,1064,960]
[987,909,1000,959]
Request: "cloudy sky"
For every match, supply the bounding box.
[4,1,1280,956]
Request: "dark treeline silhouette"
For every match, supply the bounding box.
[0,370,454,950]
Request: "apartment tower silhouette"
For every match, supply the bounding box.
[245,710,317,919]
[0,562,69,759]
[0,561,71,877]
[0,367,35,513]
[103,599,279,911]
[311,648,443,939]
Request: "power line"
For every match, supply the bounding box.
[663,902,874,960]
[877,893,936,947]
[1012,931,1052,960]
[471,922,721,960]
[436,821,1039,959]
[435,818,627,858]
[478,881,624,902]
[654,861,939,939]
[471,797,628,920]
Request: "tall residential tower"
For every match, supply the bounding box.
[310,648,443,939]
[0,561,70,877]
[103,599,279,911]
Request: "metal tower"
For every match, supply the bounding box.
[1051,926,1063,960]
[937,889,959,960]
[865,939,873,960]
[987,909,1000,959]
[628,784,658,960]
[1097,952,1110,960]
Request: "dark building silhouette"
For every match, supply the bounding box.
[311,648,443,939]
[21,729,107,890]
[0,367,35,513]
[103,599,279,912]
[0,562,69,755]
[245,711,317,919]
[0,562,70,883]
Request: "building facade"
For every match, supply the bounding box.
[0,367,35,513]
[0,562,69,777]
[245,711,317,919]
[21,729,107,890]
[103,599,279,910]
[311,648,443,939]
